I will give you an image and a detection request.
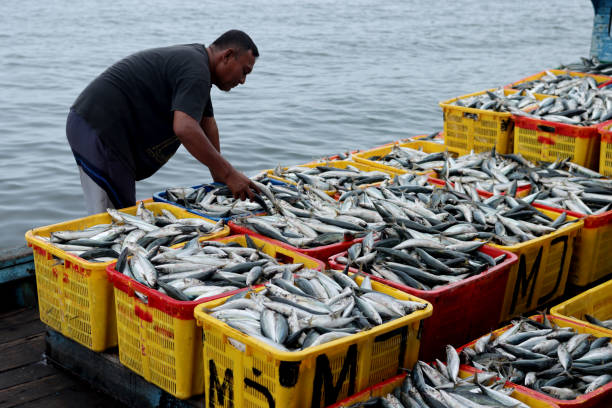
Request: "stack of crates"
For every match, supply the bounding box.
[106,234,325,399]
[24,202,227,352]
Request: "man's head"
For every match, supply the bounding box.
[209,30,259,92]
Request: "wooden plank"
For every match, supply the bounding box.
[0,362,57,390]
[13,385,123,408]
[0,246,34,285]
[0,373,75,408]
[45,329,202,408]
[0,317,44,344]
[0,334,44,373]
[0,247,32,265]
[0,308,39,330]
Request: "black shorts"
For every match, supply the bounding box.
[66,110,135,208]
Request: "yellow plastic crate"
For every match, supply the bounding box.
[505,69,612,90]
[439,89,550,155]
[24,202,228,352]
[194,275,433,408]
[459,315,612,408]
[491,209,583,322]
[514,115,601,169]
[534,203,612,286]
[110,234,325,399]
[551,279,612,336]
[328,371,561,408]
[265,160,401,196]
[351,140,455,175]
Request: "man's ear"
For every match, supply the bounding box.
[222,48,234,62]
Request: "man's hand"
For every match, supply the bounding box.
[223,168,261,201]
[173,111,260,201]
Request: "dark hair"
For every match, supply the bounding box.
[212,30,259,58]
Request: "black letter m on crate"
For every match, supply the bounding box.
[311,344,357,408]
[209,360,234,408]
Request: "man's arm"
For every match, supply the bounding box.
[174,110,258,200]
[200,116,222,182]
[200,116,220,153]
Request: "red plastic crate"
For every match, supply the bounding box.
[228,221,364,263]
[106,234,326,318]
[427,176,531,198]
[328,245,518,361]
[457,315,612,408]
[513,115,602,170]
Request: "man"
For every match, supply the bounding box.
[66,29,260,213]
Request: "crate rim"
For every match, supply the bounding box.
[457,314,612,406]
[328,244,517,297]
[533,202,611,229]
[439,88,518,117]
[513,115,605,139]
[24,201,222,269]
[550,278,612,335]
[351,140,455,175]
[228,219,366,255]
[426,176,531,199]
[597,120,612,143]
[504,69,612,89]
[194,274,433,362]
[489,208,582,252]
[153,181,282,221]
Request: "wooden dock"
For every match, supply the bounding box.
[0,308,122,408]
[0,307,204,407]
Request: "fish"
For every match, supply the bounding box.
[343,345,529,407]
[163,178,284,219]
[585,314,612,330]
[41,203,226,263]
[462,316,612,400]
[114,235,303,302]
[232,182,383,248]
[202,271,427,351]
[510,71,612,126]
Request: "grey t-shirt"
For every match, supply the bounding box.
[72,43,214,180]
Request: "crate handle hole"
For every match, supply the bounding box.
[537,124,556,133]
[275,252,294,264]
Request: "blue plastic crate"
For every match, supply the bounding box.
[153,180,287,222]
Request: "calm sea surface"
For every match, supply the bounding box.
[0,0,595,249]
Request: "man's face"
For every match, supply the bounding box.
[216,48,255,92]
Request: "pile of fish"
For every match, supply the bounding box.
[115,234,303,301]
[461,316,612,400]
[584,314,612,331]
[339,176,575,246]
[363,144,452,173]
[332,233,504,291]
[428,148,612,216]
[201,270,427,351]
[508,70,612,126]
[39,203,225,262]
[232,183,383,248]
[559,56,612,76]
[451,87,540,113]
[527,161,612,215]
[161,178,286,219]
[343,346,532,408]
[262,163,393,193]
[433,149,532,196]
